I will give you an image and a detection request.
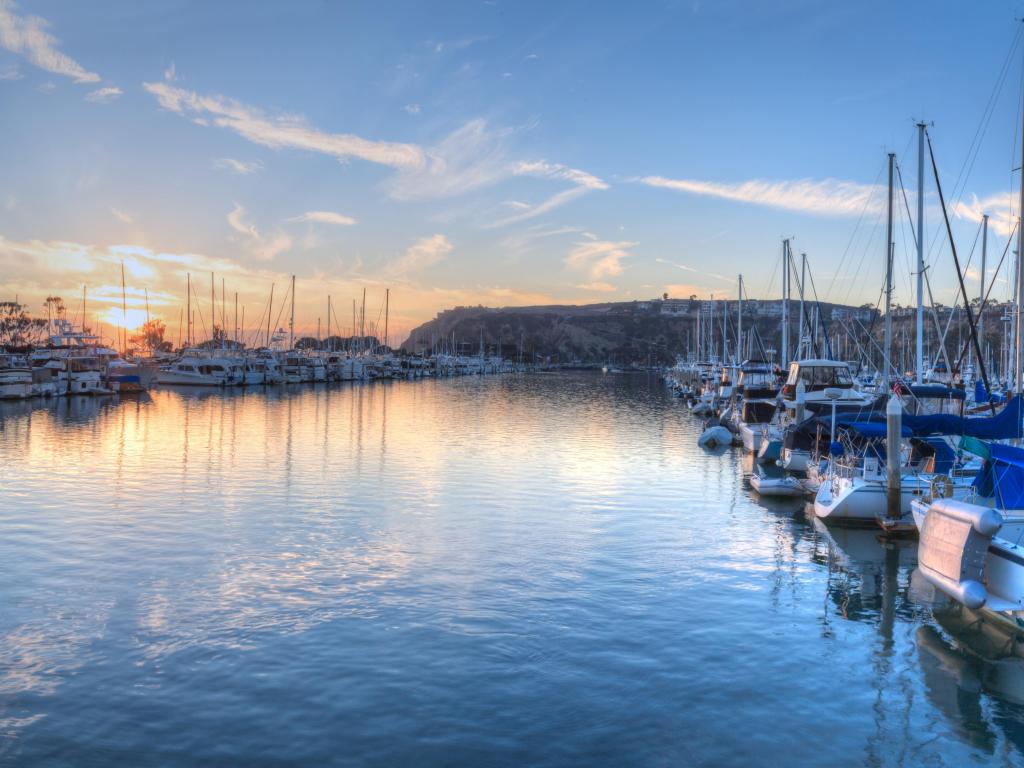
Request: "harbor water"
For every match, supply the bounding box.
[2,371,1024,766]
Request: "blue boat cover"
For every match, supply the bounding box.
[974,441,1024,510]
[924,437,956,475]
[840,422,912,439]
[900,396,1023,439]
[907,384,966,400]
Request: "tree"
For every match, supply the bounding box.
[0,301,46,346]
[129,319,173,352]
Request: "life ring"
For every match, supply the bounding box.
[929,474,954,500]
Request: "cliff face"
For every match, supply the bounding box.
[401,299,871,365]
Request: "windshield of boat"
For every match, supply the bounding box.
[786,364,852,387]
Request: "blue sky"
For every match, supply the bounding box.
[2,0,1024,342]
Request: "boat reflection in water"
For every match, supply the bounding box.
[807,516,1024,758]
[918,605,1024,754]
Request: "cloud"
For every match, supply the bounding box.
[213,157,263,174]
[485,160,608,228]
[163,61,176,81]
[566,234,635,279]
[0,0,100,83]
[655,257,733,284]
[404,103,421,114]
[288,211,356,226]
[952,191,1016,237]
[389,234,453,275]
[85,86,122,103]
[639,175,883,217]
[576,282,616,292]
[110,207,133,224]
[0,63,20,80]
[143,81,425,171]
[227,203,292,261]
[388,119,513,200]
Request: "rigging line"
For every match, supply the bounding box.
[826,157,888,300]
[269,280,292,345]
[841,198,888,307]
[925,127,994,409]
[188,280,208,342]
[924,24,1024,267]
[952,220,1019,373]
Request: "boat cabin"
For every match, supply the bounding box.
[781,360,853,400]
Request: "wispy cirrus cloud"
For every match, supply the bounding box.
[143,80,425,171]
[110,207,133,224]
[389,234,453,276]
[85,86,122,103]
[655,257,734,284]
[640,175,883,217]
[0,0,100,83]
[288,211,357,226]
[486,161,608,228]
[566,233,635,279]
[388,119,512,200]
[213,157,262,175]
[227,203,292,261]
[952,191,1017,237]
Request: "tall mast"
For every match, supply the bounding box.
[327,296,332,351]
[916,122,926,384]
[980,214,988,369]
[266,283,274,348]
[1017,69,1024,393]
[384,288,390,351]
[289,274,296,349]
[120,260,127,355]
[234,292,238,345]
[884,152,895,380]
[737,274,743,361]
[221,278,226,345]
[798,252,806,359]
[186,272,191,347]
[781,239,790,368]
[210,272,215,342]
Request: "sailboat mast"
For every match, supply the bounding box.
[384,288,390,351]
[289,274,296,349]
[798,252,806,360]
[737,274,743,362]
[884,152,895,380]
[980,214,988,370]
[916,121,926,384]
[120,260,127,355]
[1016,73,1024,393]
[266,283,274,348]
[186,272,191,347]
[781,239,789,368]
[210,272,215,342]
[327,296,332,351]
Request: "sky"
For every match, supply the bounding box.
[3,0,1024,345]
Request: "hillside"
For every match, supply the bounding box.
[400,298,881,366]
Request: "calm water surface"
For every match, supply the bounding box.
[2,372,1024,766]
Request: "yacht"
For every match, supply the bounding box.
[0,353,34,399]
[156,354,244,386]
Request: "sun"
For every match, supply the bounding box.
[103,307,149,332]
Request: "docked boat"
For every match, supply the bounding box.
[156,354,244,386]
[0,353,33,399]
